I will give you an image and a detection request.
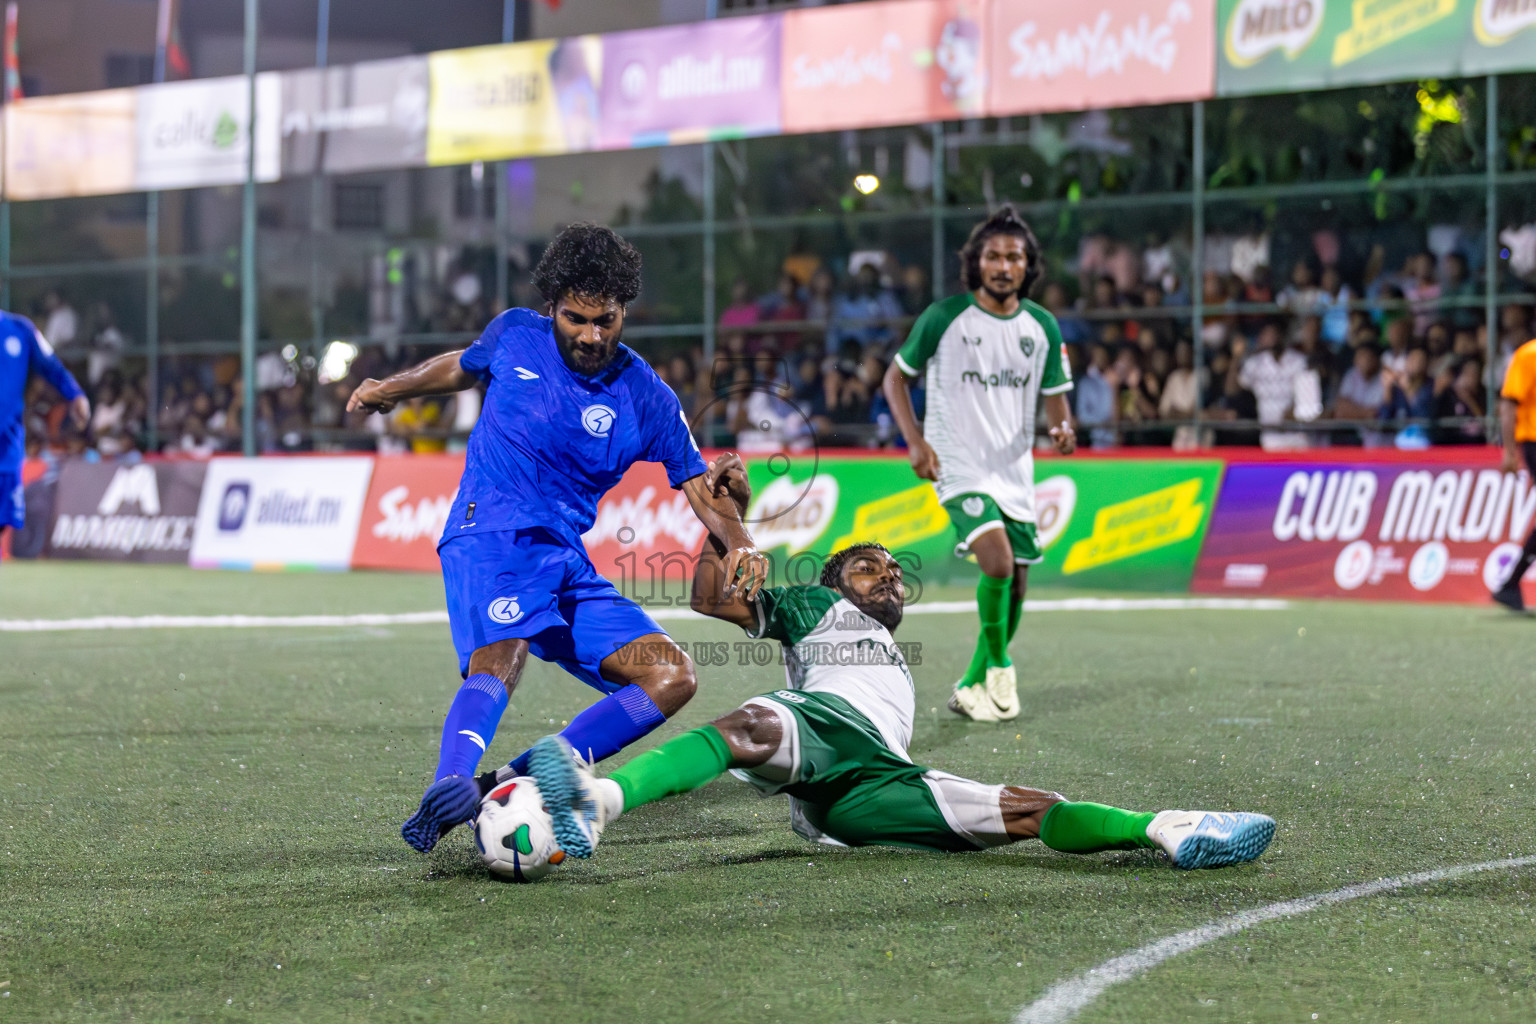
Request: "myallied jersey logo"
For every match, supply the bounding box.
[4,336,19,358]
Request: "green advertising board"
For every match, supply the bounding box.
[1216,0,1536,96]
[742,456,1224,593]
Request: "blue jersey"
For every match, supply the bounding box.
[1,312,84,474]
[443,308,707,547]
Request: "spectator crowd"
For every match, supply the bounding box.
[16,233,1536,465]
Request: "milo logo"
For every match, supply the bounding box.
[1225,0,1325,66]
[1475,0,1536,44]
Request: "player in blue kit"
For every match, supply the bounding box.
[348,224,768,852]
[1,311,89,540]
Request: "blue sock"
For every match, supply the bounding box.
[434,673,509,781]
[506,684,666,776]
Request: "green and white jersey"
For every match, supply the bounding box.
[893,293,1072,523]
[747,585,915,758]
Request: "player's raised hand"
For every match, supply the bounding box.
[347,379,396,415]
[908,437,940,480]
[722,544,769,601]
[704,451,751,514]
[69,395,91,430]
[1049,419,1077,455]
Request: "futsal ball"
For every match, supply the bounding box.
[474,777,566,882]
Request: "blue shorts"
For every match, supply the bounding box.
[0,470,22,531]
[439,527,666,692]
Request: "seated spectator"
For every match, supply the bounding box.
[829,264,902,354]
[897,265,930,318]
[1076,343,1118,448]
[720,279,761,333]
[1043,281,1091,346]
[1380,346,1435,448]
[393,397,447,454]
[178,416,219,459]
[1406,251,1441,337]
[1425,321,1454,378]
[1381,316,1412,376]
[1159,340,1207,450]
[666,354,699,414]
[1199,271,1235,352]
[1432,357,1485,445]
[1442,252,1478,330]
[1234,320,1308,450]
[760,273,807,351]
[1332,344,1388,446]
[1317,265,1353,349]
[87,303,125,387]
[1278,258,1323,313]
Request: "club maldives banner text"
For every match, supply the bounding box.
[1193,456,1536,602]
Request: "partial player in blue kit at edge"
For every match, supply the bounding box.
[0,310,89,539]
[347,224,768,853]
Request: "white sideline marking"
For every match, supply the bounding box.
[0,598,1287,633]
[1015,854,1536,1024]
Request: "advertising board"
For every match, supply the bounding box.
[189,457,373,571]
[741,455,1221,590]
[780,0,990,134]
[47,460,206,564]
[599,15,781,148]
[4,89,136,200]
[280,55,429,175]
[1192,461,1536,602]
[426,38,602,164]
[135,74,282,190]
[351,454,462,572]
[988,0,1215,115]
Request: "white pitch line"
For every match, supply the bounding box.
[0,597,1288,633]
[1015,854,1536,1024]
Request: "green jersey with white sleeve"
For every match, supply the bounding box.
[892,293,1072,523]
[746,584,915,758]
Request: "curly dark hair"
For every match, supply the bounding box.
[960,204,1042,298]
[819,542,894,590]
[531,223,643,307]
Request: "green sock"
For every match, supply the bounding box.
[1037,802,1157,853]
[608,725,733,813]
[976,573,1013,672]
[1005,592,1023,644]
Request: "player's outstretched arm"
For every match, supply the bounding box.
[347,349,478,415]
[681,452,767,607]
[883,360,939,480]
[686,453,761,628]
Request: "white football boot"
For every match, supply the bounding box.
[985,664,1020,720]
[1148,809,1276,870]
[948,680,1000,722]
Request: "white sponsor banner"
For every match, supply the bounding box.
[135,74,282,191]
[190,457,374,570]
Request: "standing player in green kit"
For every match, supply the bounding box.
[882,205,1076,722]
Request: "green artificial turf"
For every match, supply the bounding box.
[1,562,1533,1023]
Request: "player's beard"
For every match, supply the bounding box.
[851,584,904,633]
[554,323,623,376]
[981,277,1020,306]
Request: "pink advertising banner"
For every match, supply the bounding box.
[780,0,990,134]
[1191,459,1536,604]
[988,0,1215,115]
[598,15,781,149]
